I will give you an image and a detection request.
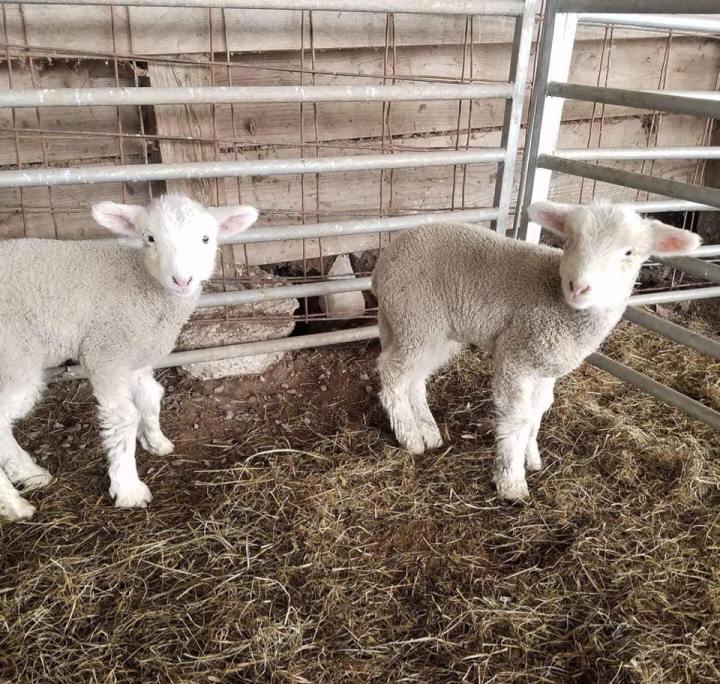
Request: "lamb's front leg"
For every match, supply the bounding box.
[91,371,152,508]
[492,366,536,501]
[525,377,556,473]
[132,367,174,456]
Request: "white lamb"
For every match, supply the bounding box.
[372,202,700,500]
[0,194,258,521]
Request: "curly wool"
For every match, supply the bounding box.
[0,238,198,376]
[372,203,700,501]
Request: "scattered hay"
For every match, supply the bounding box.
[1,315,719,682]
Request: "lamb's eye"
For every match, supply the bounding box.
[147,235,155,244]
[202,235,209,244]
[625,249,633,257]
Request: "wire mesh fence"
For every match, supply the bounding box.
[0,1,718,333]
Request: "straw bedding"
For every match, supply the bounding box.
[1,308,719,682]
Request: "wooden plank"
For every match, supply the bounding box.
[0,61,143,166]
[0,177,150,239]
[204,38,720,146]
[0,37,714,168]
[147,60,235,281]
[148,61,219,205]
[7,5,694,56]
[0,114,705,245]
[219,114,708,266]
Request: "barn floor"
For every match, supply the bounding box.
[1,312,719,683]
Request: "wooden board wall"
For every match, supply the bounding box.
[1,8,718,261]
[0,6,662,55]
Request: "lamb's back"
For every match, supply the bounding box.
[374,223,563,345]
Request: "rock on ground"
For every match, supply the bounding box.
[319,254,366,319]
[178,266,297,379]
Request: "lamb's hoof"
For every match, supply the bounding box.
[111,479,153,509]
[1,496,36,521]
[16,467,53,492]
[420,427,443,451]
[139,433,175,457]
[525,448,543,473]
[400,434,426,455]
[496,477,530,501]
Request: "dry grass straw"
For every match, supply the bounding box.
[1,310,719,682]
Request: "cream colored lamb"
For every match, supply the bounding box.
[372,202,700,500]
[0,194,258,521]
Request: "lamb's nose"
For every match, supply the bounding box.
[172,275,193,288]
[570,281,591,297]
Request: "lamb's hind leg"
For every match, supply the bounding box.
[378,345,426,455]
[0,369,52,491]
[132,367,174,457]
[407,341,463,451]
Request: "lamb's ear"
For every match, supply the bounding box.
[208,205,259,237]
[646,220,701,256]
[526,201,576,238]
[91,202,145,236]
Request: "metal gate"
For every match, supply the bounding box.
[518,1,720,430]
[0,0,538,372]
[1,0,718,429]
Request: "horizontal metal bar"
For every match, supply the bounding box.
[199,277,372,309]
[655,247,720,260]
[200,270,720,310]
[0,0,525,15]
[578,13,720,34]
[624,307,720,361]
[0,149,506,189]
[558,146,720,161]
[49,325,381,381]
[538,155,720,210]
[629,286,720,306]
[587,352,720,431]
[0,83,514,109]
[660,256,720,284]
[693,245,720,258]
[546,82,720,120]
[623,200,718,213]
[559,1,720,14]
[222,208,499,245]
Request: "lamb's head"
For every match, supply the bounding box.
[92,194,259,297]
[527,201,701,311]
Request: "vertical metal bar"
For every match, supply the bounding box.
[636,30,673,204]
[577,23,609,204]
[18,2,58,238]
[516,0,578,241]
[1,3,28,236]
[450,14,472,212]
[309,10,323,279]
[588,24,613,203]
[493,0,537,235]
[125,5,152,199]
[299,9,310,324]
[459,15,476,209]
[109,5,128,205]
[376,11,393,255]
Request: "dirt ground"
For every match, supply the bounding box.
[1,311,719,683]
